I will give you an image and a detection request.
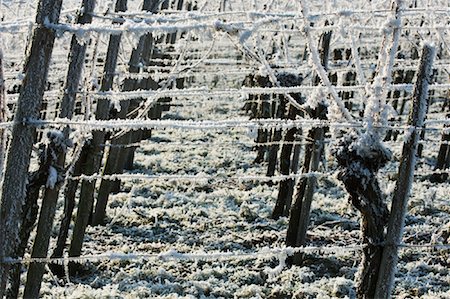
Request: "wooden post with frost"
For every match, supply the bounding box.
[47,0,96,277]
[0,0,63,296]
[69,0,127,275]
[271,74,303,218]
[0,49,7,185]
[431,113,450,183]
[92,0,161,226]
[375,44,435,299]
[284,30,331,250]
[20,0,97,294]
[23,132,70,298]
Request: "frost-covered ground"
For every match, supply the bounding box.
[34,80,450,298]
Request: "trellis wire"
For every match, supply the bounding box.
[1,243,448,265]
[25,118,450,133]
[97,138,450,149]
[0,118,447,135]
[42,20,450,38]
[104,7,450,20]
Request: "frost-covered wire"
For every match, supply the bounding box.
[2,243,448,265]
[26,117,448,133]
[0,245,360,265]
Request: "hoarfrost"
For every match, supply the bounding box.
[46,166,58,189]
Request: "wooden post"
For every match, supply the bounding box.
[266,94,285,179]
[92,103,131,225]
[285,105,326,257]
[47,0,96,277]
[283,29,331,242]
[169,0,184,44]
[23,132,70,298]
[92,0,162,226]
[19,0,96,293]
[0,0,63,295]
[271,74,303,218]
[384,70,405,141]
[417,67,435,158]
[6,141,55,298]
[69,0,127,275]
[253,75,272,164]
[295,127,324,245]
[120,0,179,171]
[375,44,435,299]
[0,49,7,185]
[431,119,450,182]
[49,142,88,277]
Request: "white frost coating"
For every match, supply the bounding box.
[416,43,436,129]
[402,126,415,143]
[5,83,449,105]
[65,168,444,183]
[264,251,288,280]
[47,129,72,151]
[6,243,446,265]
[46,166,58,189]
[3,245,364,265]
[298,0,353,123]
[70,171,333,183]
[26,118,446,134]
[364,0,403,133]
[303,88,326,110]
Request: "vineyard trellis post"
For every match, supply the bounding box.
[284,29,331,254]
[92,0,163,226]
[0,0,63,296]
[266,92,285,179]
[274,74,303,217]
[431,112,450,182]
[249,75,272,164]
[375,43,435,299]
[48,0,97,277]
[384,69,405,141]
[271,73,304,219]
[0,49,7,186]
[120,0,182,172]
[6,138,53,298]
[68,0,128,275]
[19,0,97,295]
[22,132,71,298]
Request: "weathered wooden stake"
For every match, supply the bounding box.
[271,74,303,218]
[45,0,96,279]
[284,29,331,245]
[20,1,97,293]
[266,95,285,179]
[49,141,88,277]
[69,0,127,275]
[0,0,63,295]
[0,49,7,185]
[23,132,70,298]
[375,44,435,299]
[6,140,57,298]
[92,0,164,226]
